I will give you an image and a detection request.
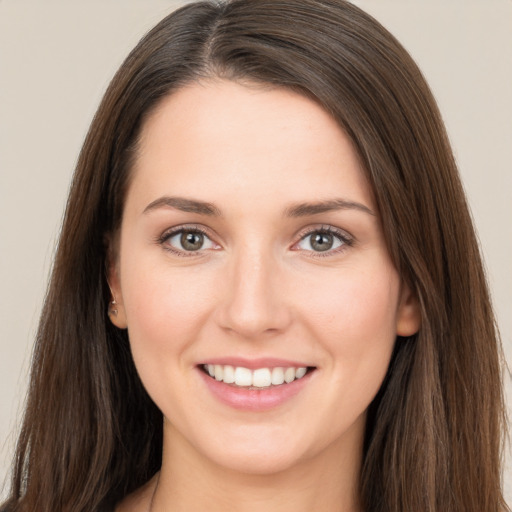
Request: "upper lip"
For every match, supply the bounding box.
[197,357,314,369]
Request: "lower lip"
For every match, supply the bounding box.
[198,368,314,411]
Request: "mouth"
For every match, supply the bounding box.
[199,364,316,389]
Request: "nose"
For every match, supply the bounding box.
[216,245,292,340]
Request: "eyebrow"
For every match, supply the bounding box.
[142,195,375,218]
[284,198,375,217]
[143,196,221,216]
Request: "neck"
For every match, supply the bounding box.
[150,417,364,512]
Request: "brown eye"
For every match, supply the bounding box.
[164,229,217,253]
[296,229,348,254]
[310,233,334,251]
[181,231,204,251]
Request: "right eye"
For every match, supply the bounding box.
[160,227,219,255]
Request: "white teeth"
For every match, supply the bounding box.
[223,365,235,384]
[214,365,223,381]
[252,368,272,388]
[234,367,253,386]
[284,367,296,383]
[295,367,307,379]
[271,367,285,385]
[203,364,309,387]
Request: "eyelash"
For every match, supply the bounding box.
[156,224,354,258]
[156,224,215,258]
[292,225,354,258]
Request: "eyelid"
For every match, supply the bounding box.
[155,223,354,257]
[156,224,221,256]
[291,224,354,256]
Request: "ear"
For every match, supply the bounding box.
[396,282,421,336]
[106,243,128,330]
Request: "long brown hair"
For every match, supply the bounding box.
[3,1,509,511]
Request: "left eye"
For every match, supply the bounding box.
[296,231,346,252]
[166,230,217,252]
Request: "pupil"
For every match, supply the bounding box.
[311,233,333,251]
[181,232,203,251]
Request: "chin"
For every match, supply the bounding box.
[195,422,331,476]
[207,443,308,476]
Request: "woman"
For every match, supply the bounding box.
[2,1,509,511]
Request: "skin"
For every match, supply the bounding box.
[110,80,420,512]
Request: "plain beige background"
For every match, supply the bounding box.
[1,0,511,503]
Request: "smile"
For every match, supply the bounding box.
[203,364,309,388]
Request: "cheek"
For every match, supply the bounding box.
[299,262,399,335]
[119,257,218,368]
[297,264,399,395]
[118,260,222,424]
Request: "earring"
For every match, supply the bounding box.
[109,297,118,317]
[107,281,119,317]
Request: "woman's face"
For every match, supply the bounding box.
[110,80,420,474]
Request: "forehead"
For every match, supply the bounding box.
[128,79,373,216]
